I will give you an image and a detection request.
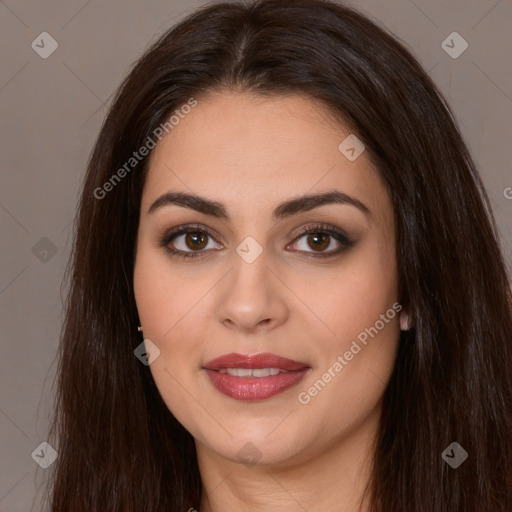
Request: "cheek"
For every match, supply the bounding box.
[292,240,398,350]
[133,248,210,415]
[134,247,204,340]
[293,238,399,413]
[295,300,400,445]
[306,277,399,399]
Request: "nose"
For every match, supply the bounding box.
[216,247,289,333]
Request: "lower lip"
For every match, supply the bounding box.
[204,368,310,401]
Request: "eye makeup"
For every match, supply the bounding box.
[158,222,355,260]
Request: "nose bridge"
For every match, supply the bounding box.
[216,236,288,330]
[229,236,272,295]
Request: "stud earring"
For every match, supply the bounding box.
[399,311,410,331]
[138,326,143,332]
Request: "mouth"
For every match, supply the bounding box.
[203,352,311,401]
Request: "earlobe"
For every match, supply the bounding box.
[399,310,410,331]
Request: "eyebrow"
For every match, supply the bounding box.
[147,190,371,220]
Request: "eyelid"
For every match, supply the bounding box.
[288,223,352,245]
[159,223,221,257]
[160,222,353,259]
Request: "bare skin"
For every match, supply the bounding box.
[133,91,406,512]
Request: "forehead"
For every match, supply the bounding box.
[142,92,389,220]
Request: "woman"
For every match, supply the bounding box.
[47,0,512,510]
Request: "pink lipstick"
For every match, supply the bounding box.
[203,352,310,401]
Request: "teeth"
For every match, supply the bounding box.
[233,368,252,377]
[218,367,284,377]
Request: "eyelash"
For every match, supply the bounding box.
[159,223,354,260]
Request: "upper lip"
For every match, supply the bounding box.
[203,352,309,371]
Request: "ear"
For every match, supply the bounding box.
[399,310,411,331]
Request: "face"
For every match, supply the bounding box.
[133,91,402,468]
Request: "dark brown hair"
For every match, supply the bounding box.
[46,0,512,510]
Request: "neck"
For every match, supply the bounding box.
[196,405,379,512]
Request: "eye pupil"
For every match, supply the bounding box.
[308,233,329,251]
[186,232,207,250]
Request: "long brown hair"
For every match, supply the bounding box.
[46,0,512,510]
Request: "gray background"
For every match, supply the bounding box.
[0,0,511,510]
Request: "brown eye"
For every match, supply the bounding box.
[161,223,352,261]
[306,233,330,252]
[287,224,354,258]
[161,225,223,259]
[184,232,208,251]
